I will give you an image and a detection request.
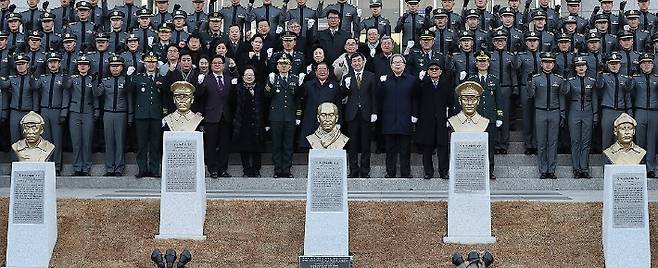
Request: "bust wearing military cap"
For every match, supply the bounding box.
[11,111,55,162]
[449,81,489,132]
[163,81,204,131]
[306,102,349,149]
[604,113,646,164]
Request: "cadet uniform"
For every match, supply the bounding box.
[532,11,555,52]
[467,51,502,179]
[40,12,61,51]
[20,5,43,33]
[528,52,566,179]
[564,56,598,178]
[131,9,158,53]
[515,31,542,153]
[251,2,284,31]
[171,10,190,45]
[597,52,633,149]
[593,14,618,55]
[621,10,650,52]
[321,0,360,36]
[463,9,490,51]
[60,33,79,75]
[94,56,133,176]
[6,13,25,50]
[1,55,39,143]
[87,33,112,82]
[0,31,10,77]
[120,34,145,75]
[65,55,98,176]
[617,30,640,76]
[112,1,141,32]
[406,30,449,77]
[106,11,127,54]
[186,0,208,33]
[498,8,524,52]
[66,1,96,52]
[129,52,164,178]
[218,2,250,33]
[628,53,658,177]
[554,33,575,78]
[489,29,517,153]
[51,2,76,31]
[452,31,477,83]
[282,2,320,38]
[638,3,657,32]
[560,2,588,33]
[395,0,430,51]
[24,31,48,76]
[35,52,68,174]
[150,0,173,29]
[265,56,301,178]
[360,0,391,37]
[431,9,457,55]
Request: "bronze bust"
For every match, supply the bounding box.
[448,81,489,132]
[163,81,204,131]
[604,113,646,165]
[306,102,349,149]
[11,111,55,162]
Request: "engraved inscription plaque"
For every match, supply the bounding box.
[12,170,45,224]
[299,256,352,268]
[453,141,487,193]
[165,139,197,193]
[612,174,645,229]
[309,157,344,213]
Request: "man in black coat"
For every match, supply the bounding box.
[415,59,454,179]
[196,54,236,178]
[341,52,378,178]
[310,9,349,64]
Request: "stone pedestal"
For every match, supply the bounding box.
[156,131,207,240]
[603,165,651,268]
[443,132,496,244]
[302,149,349,256]
[5,162,57,268]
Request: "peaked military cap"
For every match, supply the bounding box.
[586,32,601,42]
[459,30,474,40]
[0,31,8,38]
[433,8,448,18]
[77,54,90,64]
[137,9,152,18]
[127,33,139,41]
[420,29,434,40]
[524,31,540,40]
[277,54,291,64]
[500,7,514,16]
[639,53,653,63]
[28,31,42,40]
[574,56,587,65]
[281,31,298,41]
[617,30,633,39]
[493,29,507,39]
[565,0,581,5]
[405,0,420,5]
[594,14,609,23]
[47,51,61,61]
[173,10,187,19]
[556,32,571,42]
[95,32,110,41]
[14,54,30,64]
[159,22,173,32]
[109,55,125,65]
[625,10,641,19]
[62,33,77,42]
[540,52,555,61]
[465,9,480,19]
[564,15,577,23]
[455,81,483,96]
[369,0,383,7]
[475,50,490,61]
[110,10,124,20]
[41,12,56,21]
[607,52,622,63]
[209,12,223,21]
[7,13,21,21]
[76,1,91,10]
[533,10,547,20]
[143,51,159,62]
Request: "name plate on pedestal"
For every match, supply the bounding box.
[603,165,651,268]
[303,149,349,257]
[6,162,57,268]
[299,256,352,268]
[443,132,496,244]
[157,131,207,240]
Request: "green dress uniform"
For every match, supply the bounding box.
[265,69,301,178]
[128,59,165,177]
[467,71,502,178]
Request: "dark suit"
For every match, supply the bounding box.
[311,28,350,64]
[415,75,454,178]
[197,72,236,175]
[341,70,377,177]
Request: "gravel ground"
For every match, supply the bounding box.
[0,199,656,267]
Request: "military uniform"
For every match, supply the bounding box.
[560,12,588,34]
[407,30,452,77]
[0,55,39,143]
[360,0,391,37]
[129,52,164,177]
[51,3,76,31]
[628,54,658,176]
[87,1,109,32]
[282,3,320,38]
[120,44,145,75]
[265,61,301,177]
[150,7,172,30]
[65,2,96,52]
[131,9,158,53]
[525,7,559,32]
[617,30,640,77]
[321,1,360,36]
[218,3,250,33]
[107,11,128,54]
[251,3,284,30]
[497,8,524,52]
[60,33,80,75]
[112,2,141,32]
[638,7,657,32]
[6,13,25,50]
[489,30,517,153]
[0,31,11,77]
[40,12,61,51]
[431,9,457,55]
[597,52,633,149]
[171,10,190,45]
[452,31,477,83]
[24,31,48,76]
[528,53,566,179]
[564,57,598,178]
[20,6,43,33]
[187,7,209,34]
[515,36,541,153]
[35,52,68,173]
[395,0,429,51]
[94,56,133,176]
[64,55,98,176]
[87,32,112,82]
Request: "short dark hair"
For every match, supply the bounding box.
[212,54,225,63]
[350,52,365,61]
[327,9,340,17]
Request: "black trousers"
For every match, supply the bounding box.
[204,119,231,173]
[385,134,411,177]
[486,123,496,173]
[135,119,162,175]
[240,152,262,175]
[421,145,449,177]
[346,116,371,176]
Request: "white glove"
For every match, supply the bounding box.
[161,118,166,127]
[411,116,418,123]
[496,120,503,127]
[147,36,154,46]
[197,74,205,84]
[127,66,135,75]
[249,51,256,58]
[298,73,306,84]
[419,70,426,80]
[158,61,164,67]
[336,124,341,130]
[265,126,270,131]
[295,119,301,125]
[269,72,276,84]
[357,8,362,17]
[276,26,283,34]
[267,48,273,58]
[429,26,436,31]
[306,64,313,74]
[344,77,351,88]
[370,48,376,58]
[380,75,387,82]
[231,78,238,85]
[370,114,377,122]
[307,19,315,29]
[407,40,415,49]
[459,71,467,81]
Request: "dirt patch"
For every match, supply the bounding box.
[0,199,655,267]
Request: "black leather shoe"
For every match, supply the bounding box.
[361,174,370,178]
[348,173,359,178]
[648,171,656,178]
[423,174,432,179]
[489,173,496,180]
[439,172,449,180]
[500,149,508,154]
[210,172,219,178]
[273,173,280,178]
[580,172,591,179]
[114,172,122,177]
[73,171,83,176]
[219,172,231,177]
[548,173,557,179]
[385,174,395,178]
[283,173,293,178]
[103,172,114,176]
[135,172,145,178]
